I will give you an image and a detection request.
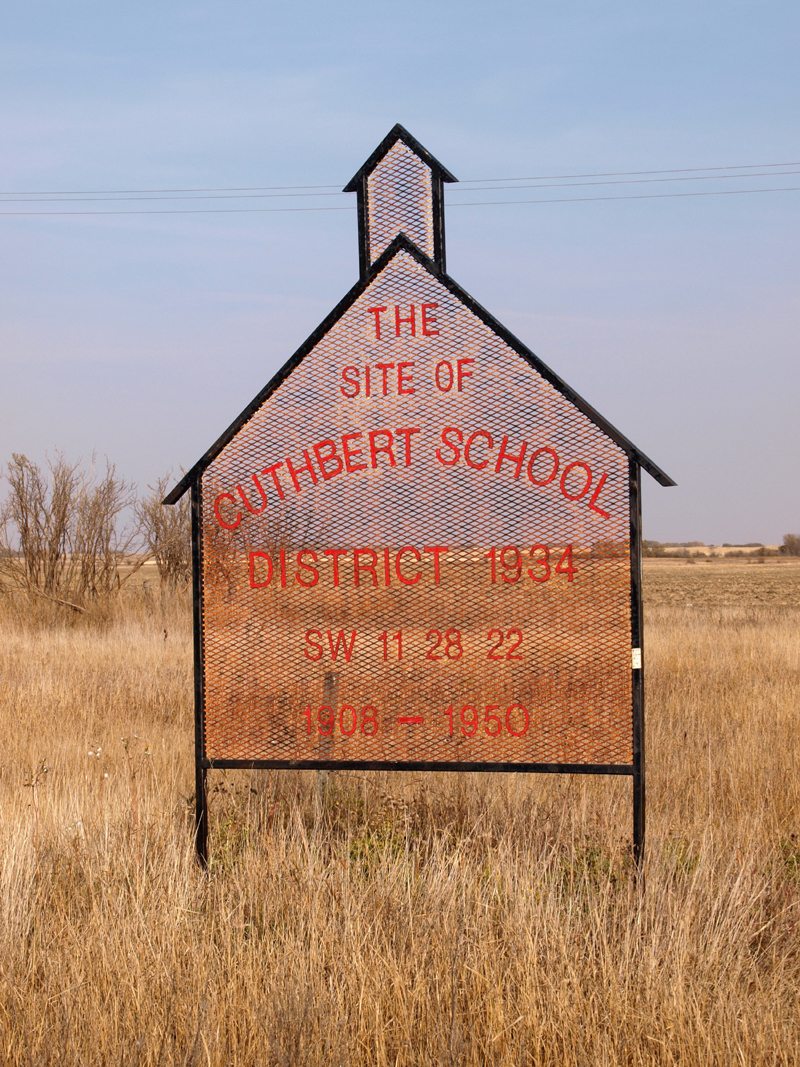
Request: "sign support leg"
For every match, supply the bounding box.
[196,763,208,866]
[191,478,209,868]
[629,461,646,870]
[632,767,644,866]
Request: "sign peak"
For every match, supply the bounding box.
[344,125,457,277]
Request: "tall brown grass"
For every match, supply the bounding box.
[0,575,798,1064]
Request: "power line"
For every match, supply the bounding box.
[0,204,356,216]
[1,158,798,198]
[448,185,800,209]
[459,160,800,183]
[451,170,800,195]
[0,189,347,204]
[2,168,799,205]
[1,184,798,216]
[0,182,344,196]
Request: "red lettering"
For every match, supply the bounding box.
[395,427,421,466]
[423,545,448,583]
[296,550,319,588]
[365,365,371,397]
[394,304,416,337]
[395,546,422,585]
[499,546,522,583]
[340,366,360,398]
[304,629,323,661]
[313,439,344,481]
[465,430,493,470]
[494,436,527,479]
[368,306,387,339]
[397,361,415,394]
[527,447,559,487]
[341,433,367,473]
[434,360,454,392]
[285,449,318,492]
[457,358,474,391]
[374,362,395,396]
[560,461,592,501]
[485,547,497,583]
[248,550,272,587]
[528,545,550,582]
[555,544,576,580]
[323,549,347,587]
[214,492,242,530]
[327,630,356,662]
[262,462,286,501]
[588,472,611,519]
[421,303,439,336]
[354,549,378,587]
[436,426,462,466]
[369,430,396,469]
[236,473,269,515]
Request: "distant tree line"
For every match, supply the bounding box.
[0,453,190,611]
[643,536,799,559]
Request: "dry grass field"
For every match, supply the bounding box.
[0,558,798,1065]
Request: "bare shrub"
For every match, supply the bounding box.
[0,453,137,609]
[781,533,800,556]
[73,460,137,600]
[136,474,192,590]
[0,453,83,607]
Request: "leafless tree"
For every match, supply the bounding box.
[1,453,138,609]
[72,461,137,599]
[0,453,81,605]
[135,474,191,589]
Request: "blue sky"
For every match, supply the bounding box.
[0,1,798,542]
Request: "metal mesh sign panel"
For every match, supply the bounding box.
[200,248,632,768]
[366,141,435,265]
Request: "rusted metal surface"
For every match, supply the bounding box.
[198,137,634,766]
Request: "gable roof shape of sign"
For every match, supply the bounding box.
[345,123,456,275]
[164,229,674,505]
[342,122,458,192]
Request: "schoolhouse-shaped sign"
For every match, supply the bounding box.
[166,125,674,862]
